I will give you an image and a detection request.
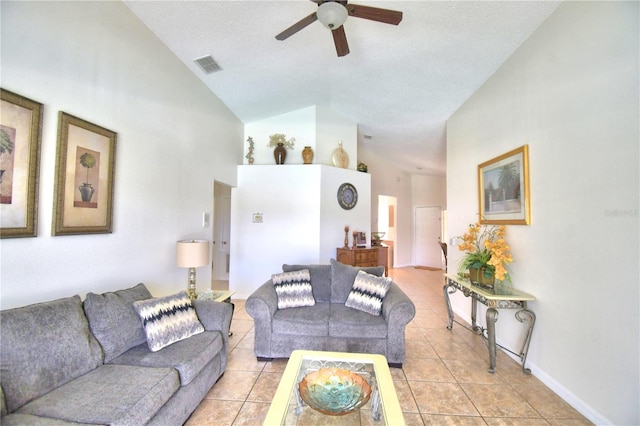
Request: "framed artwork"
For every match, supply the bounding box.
[356,231,366,247]
[52,112,117,236]
[0,89,43,238]
[478,145,530,225]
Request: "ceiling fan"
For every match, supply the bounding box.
[275,0,403,57]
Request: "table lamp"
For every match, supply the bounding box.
[176,239,209,299]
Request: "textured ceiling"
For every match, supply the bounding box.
[125,0,559,175]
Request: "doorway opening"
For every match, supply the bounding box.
[414,206,442,270]
[212,181,232,290]
[377,195,397,269]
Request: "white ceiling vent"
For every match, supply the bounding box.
[193,55,222,74]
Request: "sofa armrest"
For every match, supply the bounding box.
[382,283,416,364]
[245,280,278,359]
[246,280,278,320]
[193,300,233,341]
[382,283,415,323]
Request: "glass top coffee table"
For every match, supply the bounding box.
[264,350,404,425]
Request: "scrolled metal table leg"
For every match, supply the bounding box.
[515,308,536,374]
[443,283,455,330]
[486,307,499,373]
[471,296,480,333]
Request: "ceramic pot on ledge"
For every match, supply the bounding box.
[273,143,286,164]
[302,146,314,164]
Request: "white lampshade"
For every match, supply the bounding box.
[176,240,209,268]
[317,1,348,30]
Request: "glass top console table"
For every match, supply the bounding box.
[443,274,536,374]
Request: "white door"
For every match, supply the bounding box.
[414,206,442,269]
[212,194,231,282]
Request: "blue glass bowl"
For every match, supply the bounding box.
[298,367,372,416]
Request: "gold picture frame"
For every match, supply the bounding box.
[0,89,43,238]
[478,145,530,225]
[52,112,117,236]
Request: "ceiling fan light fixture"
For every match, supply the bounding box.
[317,2,348,30]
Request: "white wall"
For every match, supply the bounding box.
[447,2,639,424]
[411,175,446,209]
[358,143,423,267]
[243,105,358,169]
[230,165,370,299]
[316,105,358,170]
[0,1,243,309]
[244,106,316,165]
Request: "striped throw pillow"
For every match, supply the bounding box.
[272,269,316,309]
[345,270,392,316]
[133,291,204,352]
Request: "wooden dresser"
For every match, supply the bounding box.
[336,246,389,276]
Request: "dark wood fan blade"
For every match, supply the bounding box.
[348,4,403,25]
[276,12,318,40]
[331,26,349,57]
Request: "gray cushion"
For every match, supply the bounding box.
[0,295,103,413]
[329,304,388,338]
[83,283,152,362]
[0,413,99,425]
[272,269,315,309]
[16,364,179,426]
[109,330,223,386]
[282,264,332,302]
[133,291,204,352]
[330,258,385,303]
[272,302,330,336]
[345,270,392,316]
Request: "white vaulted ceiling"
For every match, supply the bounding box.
[125,0,560,175]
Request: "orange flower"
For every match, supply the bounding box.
[457,221,513,282]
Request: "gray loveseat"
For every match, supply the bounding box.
[246,259,415,367]
[0,283,232,426]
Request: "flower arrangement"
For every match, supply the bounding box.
[457,222,513,282]
[268,133,295,150]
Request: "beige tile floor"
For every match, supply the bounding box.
[187,267,592,425]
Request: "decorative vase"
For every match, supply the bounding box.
[469,267,495,288]
[302,146,314,164]
[79,183,95,202]
[273,143,286,164]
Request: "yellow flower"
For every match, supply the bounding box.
[457,220,513,282]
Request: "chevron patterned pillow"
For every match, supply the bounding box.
[133,291,204,352]
[345,270,392,316]
[272,269,316,310]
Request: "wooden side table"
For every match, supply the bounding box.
[336,246,388,276]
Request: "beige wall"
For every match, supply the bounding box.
[447,2,639,424]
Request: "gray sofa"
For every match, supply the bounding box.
[246,259,416,367]
[0,283,232,426]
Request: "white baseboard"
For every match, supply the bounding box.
[451,306,610,425]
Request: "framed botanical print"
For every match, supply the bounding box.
[0,89,43,238]
[478,145,531,225]
[52,112,117,236]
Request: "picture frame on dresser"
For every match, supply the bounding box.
[52,112,117,236]
[0,89,43,239]
[478,144,530,225]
